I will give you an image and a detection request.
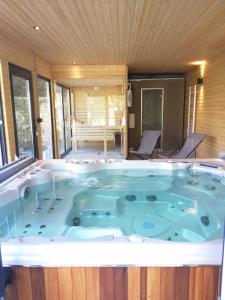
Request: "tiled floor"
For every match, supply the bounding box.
[64,146,124,160]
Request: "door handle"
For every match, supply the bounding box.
[37,117,43,123]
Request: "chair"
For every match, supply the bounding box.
[158,132,206,159]
[130,130,161,159]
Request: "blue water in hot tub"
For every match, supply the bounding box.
[1,168,225,242]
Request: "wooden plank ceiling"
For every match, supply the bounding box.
[0,0,225,72]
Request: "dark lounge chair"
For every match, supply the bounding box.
[130,130,161,159]
[158,132,206,159]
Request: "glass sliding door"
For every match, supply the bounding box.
[37,76,54,159]
[141,89,163,134]
[9,64,37,158]
[0,89,7,166]
[55,85,65,155]
[63,87,72,152]
[141,88,163,149]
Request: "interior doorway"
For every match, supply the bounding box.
[57,78,126,160]
[141,88,164,147]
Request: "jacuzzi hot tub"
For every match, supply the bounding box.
[0,159,224,267]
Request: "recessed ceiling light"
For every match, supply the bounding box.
[72,62,76,65]
[33,26,40,30]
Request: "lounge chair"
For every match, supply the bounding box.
[130,130,161,159]
[158,132,206,159]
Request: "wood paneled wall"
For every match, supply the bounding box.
[185,53,225,158]
[0,33,53,161]
[5,266,220,300]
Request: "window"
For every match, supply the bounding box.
[9,64,37,159]
[87,96,106,126]
[141,89,163,134]
[108,95,124,126]
[37,76,54,159]
[187,86,197,136]
[85,95,124,127]
[0,89,7,166]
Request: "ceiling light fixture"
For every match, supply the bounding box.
[33,26,40,30]
[72,62,76,65]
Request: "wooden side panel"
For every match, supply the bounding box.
[85,268,100,300]
[114,268,127,300]
[57,268,73,300]
[189,266,221,300]
[5,266,221,300]
[100,267,127,300]
[189,267,196,300]
[140,267,147,300]
[147,267,161,300]
[160,267,175,300]
[100,268,114,300]
[127,267,140,300]
[13,267,32,300]
[5,269,18,300]
[195,264,205,299]
[202,267,219,300]
[71,267,86,300]
[174,267,189,300]
[30,268,46,300]
[44,268,60,300]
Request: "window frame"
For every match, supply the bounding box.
[0,157,35,183]
[56,84,72,156]
[0,87,7,166]
[9,63,38,159]
[56,83,66,156]
[37,75,55,158]
[62,86,72,153]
